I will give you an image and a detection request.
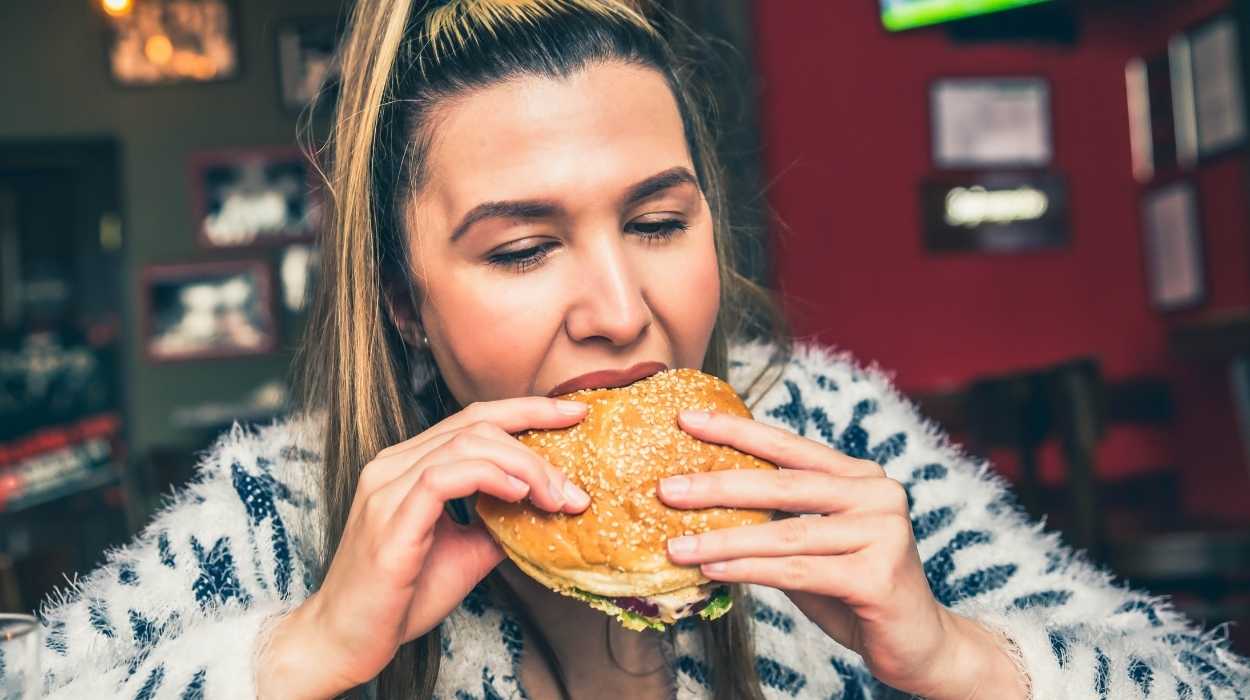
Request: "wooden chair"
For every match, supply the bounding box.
[960,357,1108,555]
[915,359,1250,654]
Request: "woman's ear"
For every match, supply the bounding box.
[383,281,426,348]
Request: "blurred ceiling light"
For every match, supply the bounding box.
[144,34,174,65]
[101,0,133,17]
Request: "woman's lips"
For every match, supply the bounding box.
[546,361,669,397]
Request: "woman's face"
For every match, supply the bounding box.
[403,61,721,405]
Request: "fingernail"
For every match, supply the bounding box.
[557,400,587,415]
[661,475,690,496]
[703,562,726,574]
[681,410,709,426]
[506,475,530,493]
[667,536,696,554]
[563,480,590,508]
[548,479,567,507]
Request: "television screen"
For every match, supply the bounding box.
[881,0,1053,32]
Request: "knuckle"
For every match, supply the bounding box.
[360,490,388,522]
[882,479,910,512]
[357,461,382,492]
[700,530,723,553]
[467,420,500,438]
[766,430,792,459]
[446,431,480,454]
[779,518,808,549]
[775,467,801,490]
[873,554,901,594]
[416,464,444,494]
[859,459,886,477]
[463,401,488,421]
[882,513,914,546]
[784,557,810,587]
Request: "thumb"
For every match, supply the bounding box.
[404,514,506,640]
[434,515,506,584]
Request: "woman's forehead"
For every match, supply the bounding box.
[415,62,691,223]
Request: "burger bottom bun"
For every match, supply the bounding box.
[502,540,707,598]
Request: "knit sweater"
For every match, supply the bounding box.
[26,340,1250,699]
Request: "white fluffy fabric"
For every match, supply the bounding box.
[25,340,1250,699]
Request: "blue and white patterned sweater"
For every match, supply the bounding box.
[25,340,1250,699]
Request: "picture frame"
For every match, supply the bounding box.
[1125,51,1182,183]
[278,244,320,313]
[188,146,320,249]
[103,0,241,87]
[274,17,342,114]
[920,171,1069,254]
[929,77,1053,169]
[1141,181,1205,312]
[1188,14,1247,160]
[140,260,278,362]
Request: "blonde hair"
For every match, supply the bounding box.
[296,0,794,696]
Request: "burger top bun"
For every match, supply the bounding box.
[475,367,777,599]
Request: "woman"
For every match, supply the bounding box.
[32,0,1250,698]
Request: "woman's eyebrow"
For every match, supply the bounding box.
[448,166,697,242]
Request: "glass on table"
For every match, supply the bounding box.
[0,614,40,698]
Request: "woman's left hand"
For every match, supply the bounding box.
[659,410,1027,700]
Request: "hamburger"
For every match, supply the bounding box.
[475,367,777,631]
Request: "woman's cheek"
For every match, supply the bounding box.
[661,228,720,365]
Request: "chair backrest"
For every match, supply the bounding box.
[962,358,1109,553]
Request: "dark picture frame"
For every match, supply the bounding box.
[102,0,242,87]
[1126,51,1183,183]
[921,171,1069,254]
[1141,181,1206,312]
[274,17,343,114]
[278,244,320,313]
[929,76,1053,169]
[140,260,278,362]
[1188,13,1248,161]
[188,146,320,250]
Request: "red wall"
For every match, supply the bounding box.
[754,0,1250,524]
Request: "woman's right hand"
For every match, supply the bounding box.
[258,397,592,699]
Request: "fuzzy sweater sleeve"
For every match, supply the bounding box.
[767,342,1250,700]
[33,418,323,699]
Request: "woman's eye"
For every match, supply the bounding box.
[485,219,688,273]
[628,219,689,240]
[486,241,558,273]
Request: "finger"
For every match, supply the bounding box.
[697,554,855,597]
[677,410,881,477]
[386,459,539,549]
[666,514,874,565]
[658,469,909,515]
[427,432,588,512]
[404,514,504,640]
[376,430,588,514]
[376,397,588,460]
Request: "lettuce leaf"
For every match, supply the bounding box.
[564,588,664,631]
[697,588,733,621]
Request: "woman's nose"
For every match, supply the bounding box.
[563,237,652,346]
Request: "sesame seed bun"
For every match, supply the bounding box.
[475,367,776,626]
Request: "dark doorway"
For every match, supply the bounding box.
[0,139,131,614]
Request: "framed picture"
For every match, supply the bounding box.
[275,18,342,113]
[1141,181,1205,311]
[1189,14,1247,159]
[921,171,1069,254]
[103,0,241,87]
[278,244,320,313]
[188,147,320,249]
[930,77,1053,169]
[140,260,278,362]
[1126,52,1182,182]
